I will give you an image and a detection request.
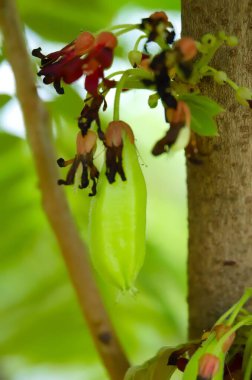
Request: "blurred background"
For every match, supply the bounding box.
[0,0,188,379]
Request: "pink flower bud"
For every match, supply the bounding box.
[198,353,220,379]
[175,37,197,61]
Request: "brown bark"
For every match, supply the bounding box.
[0,0,129,378]
[182,0,252,338]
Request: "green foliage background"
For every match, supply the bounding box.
[0,1,187,379]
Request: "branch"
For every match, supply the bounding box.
[0,0,130,378]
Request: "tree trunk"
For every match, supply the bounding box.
[182,0,252,338]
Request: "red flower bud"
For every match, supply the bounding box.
[150,11,169,24]
[74,31,95,56]
[95,32,117,49]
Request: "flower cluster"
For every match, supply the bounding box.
[32,31,117,95]
[32,11,252,196]
[126,289,252,379]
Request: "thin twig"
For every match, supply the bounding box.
[0,0,129,378]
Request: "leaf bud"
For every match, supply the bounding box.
[226,36,238,47]
[148,93,159,108]
[201,33,216,47]
[236,87,252,107]
[213,70,227,84]
[128,50,142,67]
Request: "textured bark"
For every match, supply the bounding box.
[182,0,252,338]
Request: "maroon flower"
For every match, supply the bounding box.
[57,131,99,196]
[78,94,106,136]
[152,101,191,155]
[32,31,117,95]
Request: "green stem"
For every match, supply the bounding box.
[123,78,155,90]
[97,71,125,93]
[202,66,239,91]
[213,316,252,355]
[115,25,138,37]
[105,70,125,80]
[133,35,147,51]
[113,69,154,121]
[110,23,138,31]
[244,357,252,380]
[227,288,252,325]
[214,288,252,326]
[224,78,239,91]
[192,39,224,82]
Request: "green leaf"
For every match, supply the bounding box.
[113,0,180,11]
[124,346,178,380]
[180,94,224,136]
[18,0,113,42]
[46,86,83,122]
[18,0,180,42]
[0,94,12,108]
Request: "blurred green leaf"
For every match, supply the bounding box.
[46,87,83,122]
[18,0,113,42]
[0,94,11,108]
[128,0,180,9]
[125,346,177,380]
[180,94,224,136]
[18,0,180,42]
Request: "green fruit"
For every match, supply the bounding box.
[88,130,147,291]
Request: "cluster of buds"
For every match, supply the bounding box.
[165,289,252,379]
[126,290,252,379]
[57,121,136,194]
